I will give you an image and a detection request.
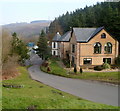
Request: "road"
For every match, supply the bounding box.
[28,54,119,106]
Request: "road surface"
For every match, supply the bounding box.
[28,54,119,106]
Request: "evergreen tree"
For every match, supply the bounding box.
[49,2,120,43]
[37,30,50,60]
[11,32,29,63]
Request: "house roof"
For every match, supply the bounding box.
[52,27,105,42]
[59,31,71,42]
[52,32,61,41]
[73,27,104,42]
[27,42,35,47]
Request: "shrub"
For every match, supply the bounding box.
[74,66,77,73]
[42,61,48,67]
[62,59,70,68]
[94,66,103,71]
[80,68,83,73]
[115,56,120,65]
[47,66,51,72]
[103,63,111,69]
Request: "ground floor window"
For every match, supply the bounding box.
[103,58,111,64]
[84,58,92,64]
[71,56,74,66]
[53,51,56,56]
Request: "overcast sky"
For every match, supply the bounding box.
[0,0,105,25]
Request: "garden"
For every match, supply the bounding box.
[40,57,120,85]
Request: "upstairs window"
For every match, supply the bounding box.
[104,42,112,54]
[94,42,102,54]
[72,44,75,53]
[53,42,56,48]
[101,33,106,38]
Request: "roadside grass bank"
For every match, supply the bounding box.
[2,67,119,109]
[40,58,119,85]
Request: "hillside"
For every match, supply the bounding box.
[49,2,120,42]
[3,20,51,38]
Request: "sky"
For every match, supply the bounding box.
[0,0,105,25]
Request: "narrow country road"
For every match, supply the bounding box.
[28,54,119,106]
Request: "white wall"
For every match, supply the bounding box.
[52,42,59,56]
[52,42,58,49]
[52,50,58,56]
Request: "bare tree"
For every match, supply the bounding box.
[2,29,18,78]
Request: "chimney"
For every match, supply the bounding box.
[57,32,60,35]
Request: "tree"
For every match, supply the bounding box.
[40,29,46,37]
[37,30,50,60]
[48,2,120,44]
[11,32,29,63]
[2,29,18,76]
[48,20,63,42]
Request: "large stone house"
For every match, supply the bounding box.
[52,27,119,68]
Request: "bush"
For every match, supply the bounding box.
[115,56,120,65]
[80,68,83,73]
[94,66,103,71]
[103,63,111,69]
[74,66,77,73]
[62,59,70,68]
[42,61,48,67]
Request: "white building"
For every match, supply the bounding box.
[52,32,61,56]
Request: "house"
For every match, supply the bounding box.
[52,32,61,56]
[27,42,35,50]
[52,31,71,59]
[70,27,119,69]
[52,27,119,69]
[58,31,71,59]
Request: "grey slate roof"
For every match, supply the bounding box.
[52,32,61,41]
[73,27,104,42]
[52,27,104,42]
[59,31,71,42]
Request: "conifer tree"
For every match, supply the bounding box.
[37,30,50,60]
[11,32,29,63]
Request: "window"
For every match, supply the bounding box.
[53,51,56,55]
[94,42,102,54]
[101,33,106,38]
[71,56,74,66]
[84,58,92,64]
[103,58,111,64]
[104,42,112,54]
[72,44,75,53]
[53,42,56,48]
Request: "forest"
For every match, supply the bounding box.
[48,2,120,43]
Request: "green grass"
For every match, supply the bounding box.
[41,58,67,77]
[40,59,119,84]
[2,67,119,109]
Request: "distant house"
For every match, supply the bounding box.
[27,42,35,48]
[27,42,35,54]
[52,27,119,69]
[52,32,61,56]
[52,31,71,59]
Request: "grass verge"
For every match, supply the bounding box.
[2,67,119,109]
[40,59,119,85]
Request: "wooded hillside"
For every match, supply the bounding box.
[49,2,120,42]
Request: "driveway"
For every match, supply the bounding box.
[28,54,119,106]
